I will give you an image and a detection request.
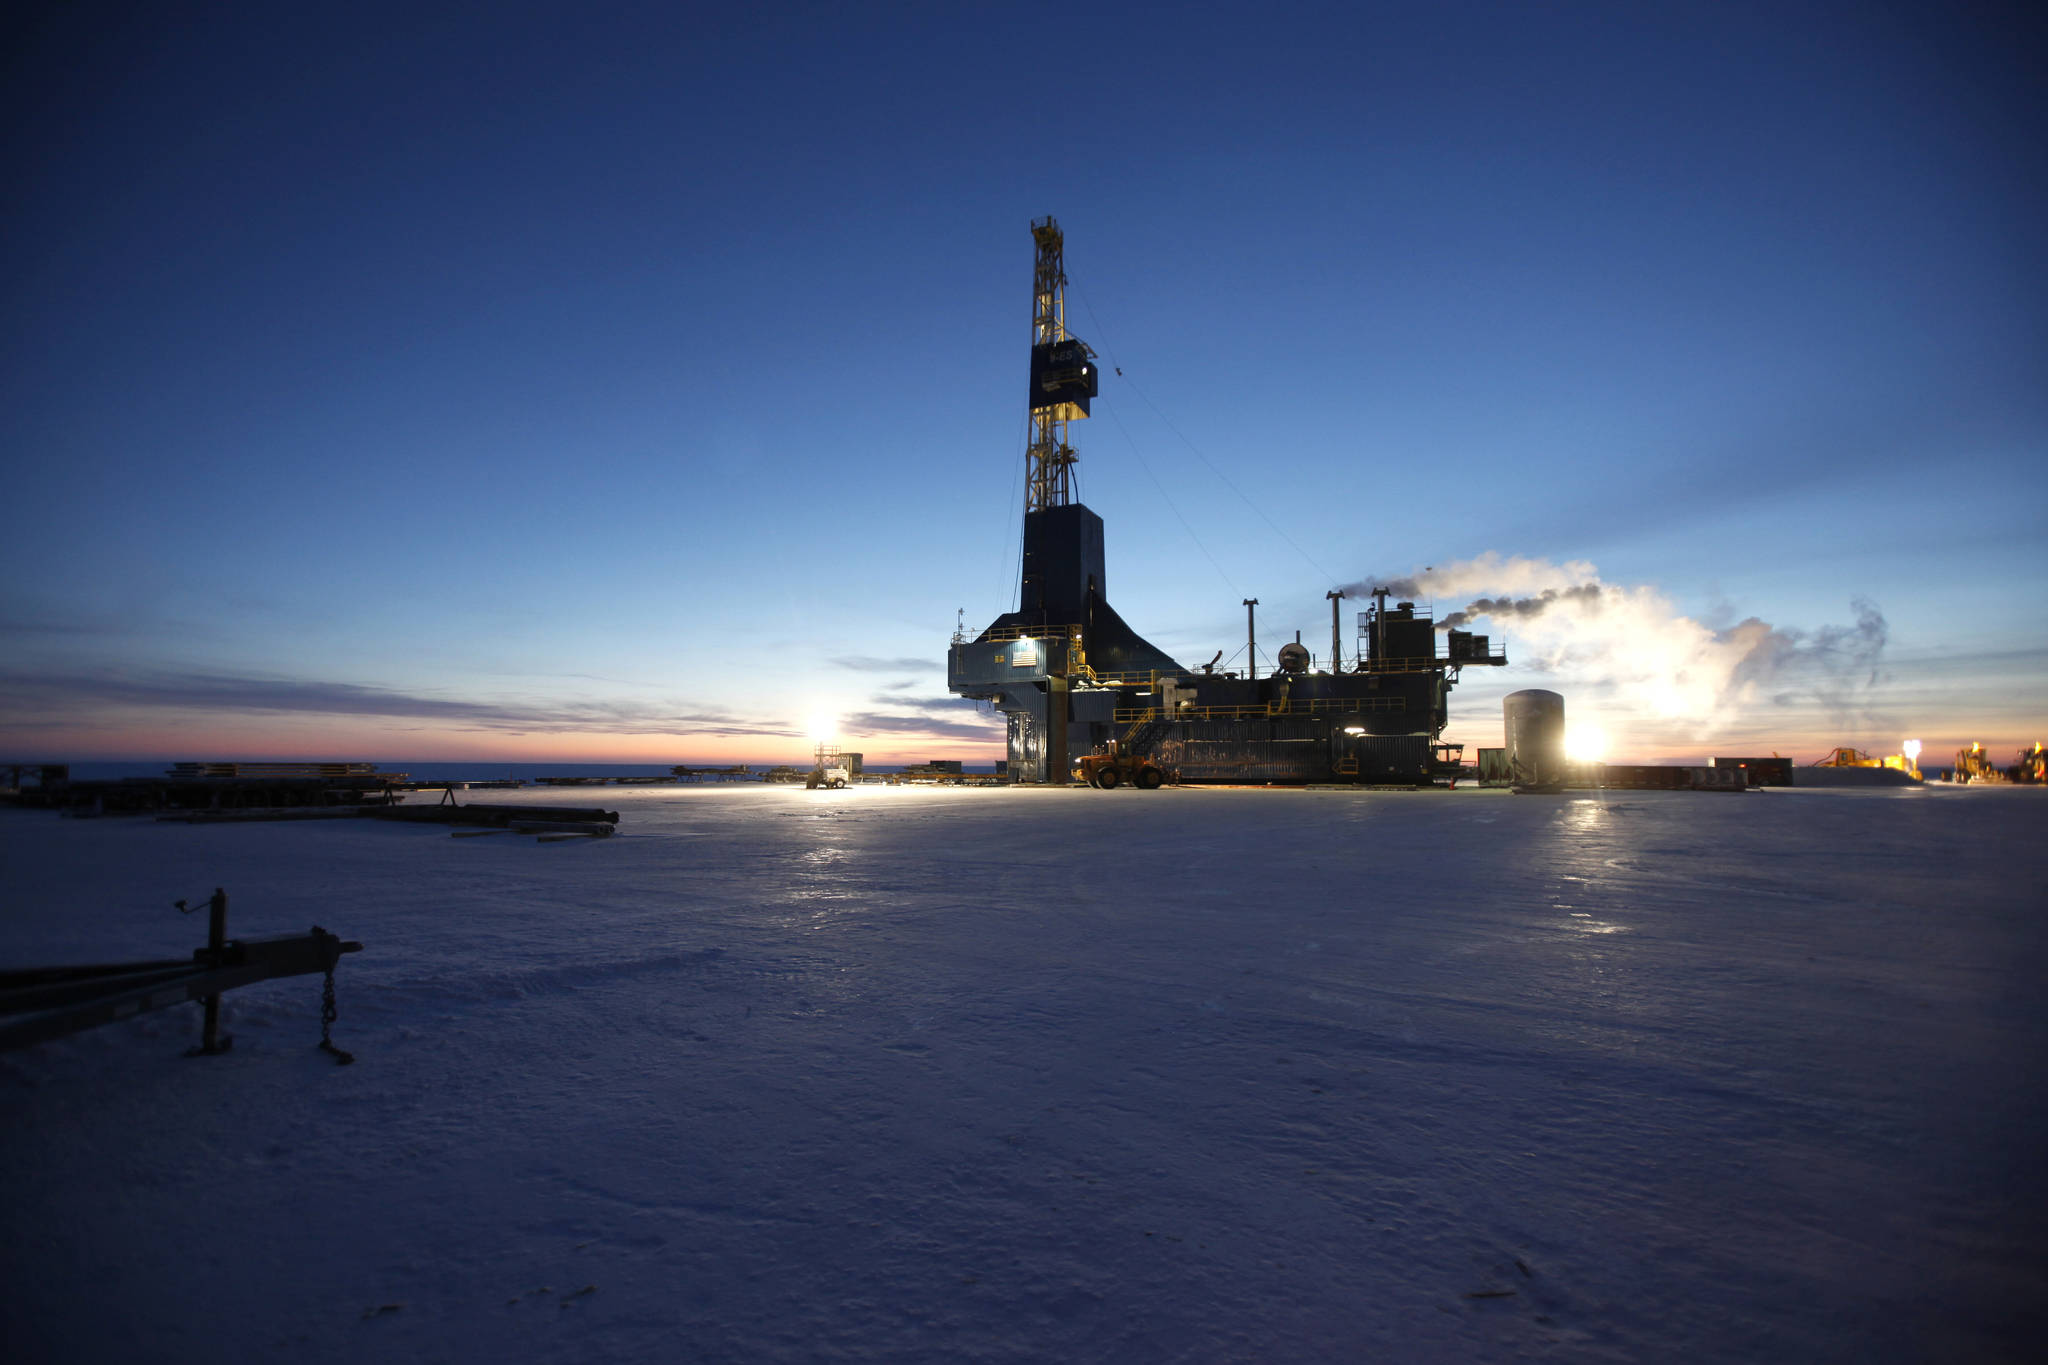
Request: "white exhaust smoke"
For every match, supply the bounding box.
[1342,554,1889,753]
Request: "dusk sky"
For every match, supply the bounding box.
[4,1,2042,766]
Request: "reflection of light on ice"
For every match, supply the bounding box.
[4,781,2035,1363]
[1563,800,1607,833]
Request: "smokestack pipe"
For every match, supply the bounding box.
[1243,599,1259,678]
[1327,589,1345,671]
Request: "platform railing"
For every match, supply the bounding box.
[1113,697,1407,723]
[977,624,1082,643]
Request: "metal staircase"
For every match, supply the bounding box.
[1120,716,1170,757]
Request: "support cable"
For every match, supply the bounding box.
[1218,640,1264,674]
[1100,399,1241,599]
[996,404,1030,615]
[1074,286,1339,588]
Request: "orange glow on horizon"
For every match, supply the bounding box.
[1440,723,2042,772]
[1,716,1004,767]
[9,705,2031,773]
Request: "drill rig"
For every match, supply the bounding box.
[947,218,1181,784]
[947,220,1505,785]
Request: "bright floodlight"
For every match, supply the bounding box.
[1565,724,1608,763]
[806,711,838,744]
[1903,738,1922,762]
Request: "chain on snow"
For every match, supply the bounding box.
[312,924,356,1065]
[319,965,354,1065]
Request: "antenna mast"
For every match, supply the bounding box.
[1025,217,1098,513]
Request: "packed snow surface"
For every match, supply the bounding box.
[3,784,2043,1363]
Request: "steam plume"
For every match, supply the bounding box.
[1340,554,1889,745]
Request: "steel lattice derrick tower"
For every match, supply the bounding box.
[1024,216,1097,513]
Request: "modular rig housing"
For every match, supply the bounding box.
[948,502,1505,784]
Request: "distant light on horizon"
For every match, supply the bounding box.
[1565,724,1609,764]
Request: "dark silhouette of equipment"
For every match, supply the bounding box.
[0,888,361,1062]
[947,220,1507,786]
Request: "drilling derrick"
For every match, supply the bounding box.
[947,218,1505,787]
[949,218,1178,784]
[1025,216,1097,512]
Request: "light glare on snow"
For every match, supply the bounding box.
[2,782,2043,1363]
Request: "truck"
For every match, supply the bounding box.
[805,744,852,789]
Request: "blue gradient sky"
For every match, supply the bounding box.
[4,1,2042,765]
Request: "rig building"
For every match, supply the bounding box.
[949,218,1506,785]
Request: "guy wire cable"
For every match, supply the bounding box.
[996,403,1029,614]
[1074,283,1340,588]
[1101,397,1241,598]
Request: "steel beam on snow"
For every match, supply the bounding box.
[0,896,362,1056]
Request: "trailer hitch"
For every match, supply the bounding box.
[0,888,363,1062]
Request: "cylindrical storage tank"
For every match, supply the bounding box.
[1503,690,1566,789]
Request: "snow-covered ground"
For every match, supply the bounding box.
[3,784,2043,1363]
